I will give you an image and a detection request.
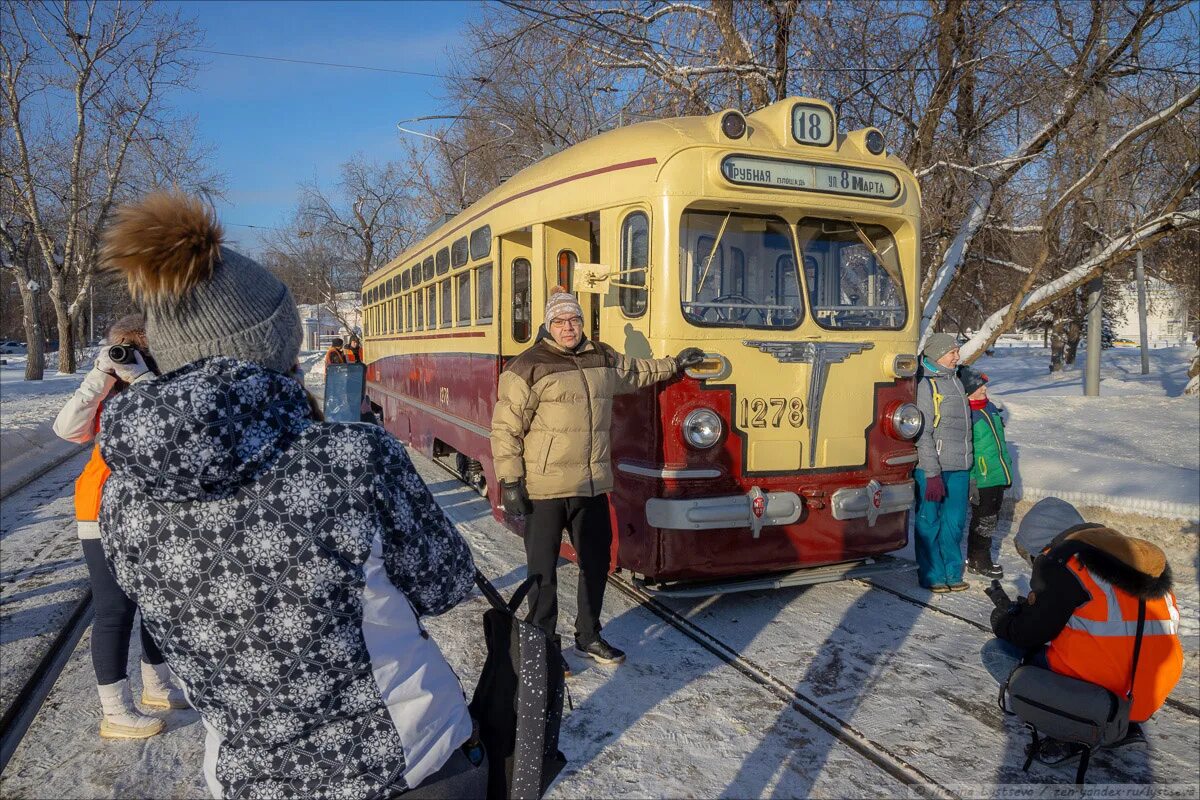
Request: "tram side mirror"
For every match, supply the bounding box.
[572,262,612,294]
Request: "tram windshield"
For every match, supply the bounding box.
[798,217,906,330]
[679,211,801,329]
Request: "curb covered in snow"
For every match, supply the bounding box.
[1012,482,1200,523]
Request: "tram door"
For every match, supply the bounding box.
[538,220,594,339]
[498,231,537,358]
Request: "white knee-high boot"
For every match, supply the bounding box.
[97,680,164,739]
[140,661,189,709]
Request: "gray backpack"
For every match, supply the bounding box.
[999,599,1145,784]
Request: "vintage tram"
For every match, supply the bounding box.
[361,97,923,593]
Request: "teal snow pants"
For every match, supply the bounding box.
[913,469,969,588]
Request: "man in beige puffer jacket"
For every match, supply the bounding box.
[491,287,703,667]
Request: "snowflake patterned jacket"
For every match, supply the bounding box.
[98,357,477,800]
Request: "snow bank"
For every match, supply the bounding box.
[975,346,1199,520]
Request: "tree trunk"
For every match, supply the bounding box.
[1064,321,1082,366]
[52,285,76,374]
[18,279,45,380]
[1048,320,1068,372]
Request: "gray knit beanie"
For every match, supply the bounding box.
[545,286,583,327]
[922,332,959,363]
[1014,497,1086,563]
[101,193,302,375]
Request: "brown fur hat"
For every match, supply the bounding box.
[101,192,302,375]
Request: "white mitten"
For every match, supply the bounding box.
[96,345,151,384]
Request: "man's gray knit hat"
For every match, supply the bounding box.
[100,192,302,375]
[923,332,960,362]
[1015,497,1086,562]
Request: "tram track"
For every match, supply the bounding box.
[0,590,93,774]
[606,572,957,798]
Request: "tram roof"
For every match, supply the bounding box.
[367,98,910,285]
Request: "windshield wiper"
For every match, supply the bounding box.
[696,212,732,296]
[850,221,882,260]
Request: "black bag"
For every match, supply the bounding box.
[1000,599,1146,784]
[469,570,567,800]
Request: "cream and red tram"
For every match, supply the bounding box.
[361,97,922,592]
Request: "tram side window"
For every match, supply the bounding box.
[436,248,450,275]
[457,272,472,326]
[426,285,437,329]
[405,294,413,332]
[440,280,452,328]
[798,217,906,330]
[451,237,469,268]
[415,291,424,330]
[423,256,435,282]
[470,225,491,260]
[620,212,648,317]
[512,257,531,343]
[476,263,493,324]
[557,249,576,290]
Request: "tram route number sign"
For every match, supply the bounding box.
[721,155,900,200]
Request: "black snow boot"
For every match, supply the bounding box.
[967,530,1003,578]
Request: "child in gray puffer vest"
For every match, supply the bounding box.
[913,333,973,593]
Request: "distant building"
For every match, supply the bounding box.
[297,291,362,351]
[1113,278,1191,347]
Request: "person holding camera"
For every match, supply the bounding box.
[53,315,187,739]
[490,286,704,670]
[96,192,484,799]
[988,498,1183,723]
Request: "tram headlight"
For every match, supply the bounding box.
[682,408,723,449]
[721,111,747,139]
[865,128,886,155]
[889,403,923,440]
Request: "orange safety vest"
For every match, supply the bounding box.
[325,347,346,365]
[344,348,358,364]
[74,409,111,538]
[1046,555,1184,721]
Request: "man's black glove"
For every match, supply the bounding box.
[990,603,1011,635]
[674,347,706,370]
[500,479,533,516]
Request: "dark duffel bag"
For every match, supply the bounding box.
[1003,665,1130,748]
[469,570,567,800]
[999,599,1146,784]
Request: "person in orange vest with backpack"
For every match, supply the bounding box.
[52,315,188,739]
[991,497,1183,724]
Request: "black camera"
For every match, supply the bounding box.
[108,344,136,364]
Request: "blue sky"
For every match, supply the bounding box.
[166,0,476,253]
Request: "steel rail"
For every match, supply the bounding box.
[0,590,94,774]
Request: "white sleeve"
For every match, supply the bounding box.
[52,369,116,443]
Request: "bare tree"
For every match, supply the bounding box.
[265,156,418,332]
[0,0,211,375]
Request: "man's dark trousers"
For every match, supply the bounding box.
[523,494,611,646]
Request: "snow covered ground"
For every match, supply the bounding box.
[973,346,1199,520]
[2,450,1196,799]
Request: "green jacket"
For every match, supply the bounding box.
[970,400,1013,489]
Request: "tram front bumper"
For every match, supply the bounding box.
[644,479,914,537]
[830,479,915,527]
[645,487,802,539]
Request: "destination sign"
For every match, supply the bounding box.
[721,155,901,200]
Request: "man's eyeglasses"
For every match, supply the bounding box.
[549,316,584,330]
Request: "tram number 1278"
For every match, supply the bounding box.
[737,396,804,429]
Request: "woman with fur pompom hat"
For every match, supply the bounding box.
[97,192,486,800]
